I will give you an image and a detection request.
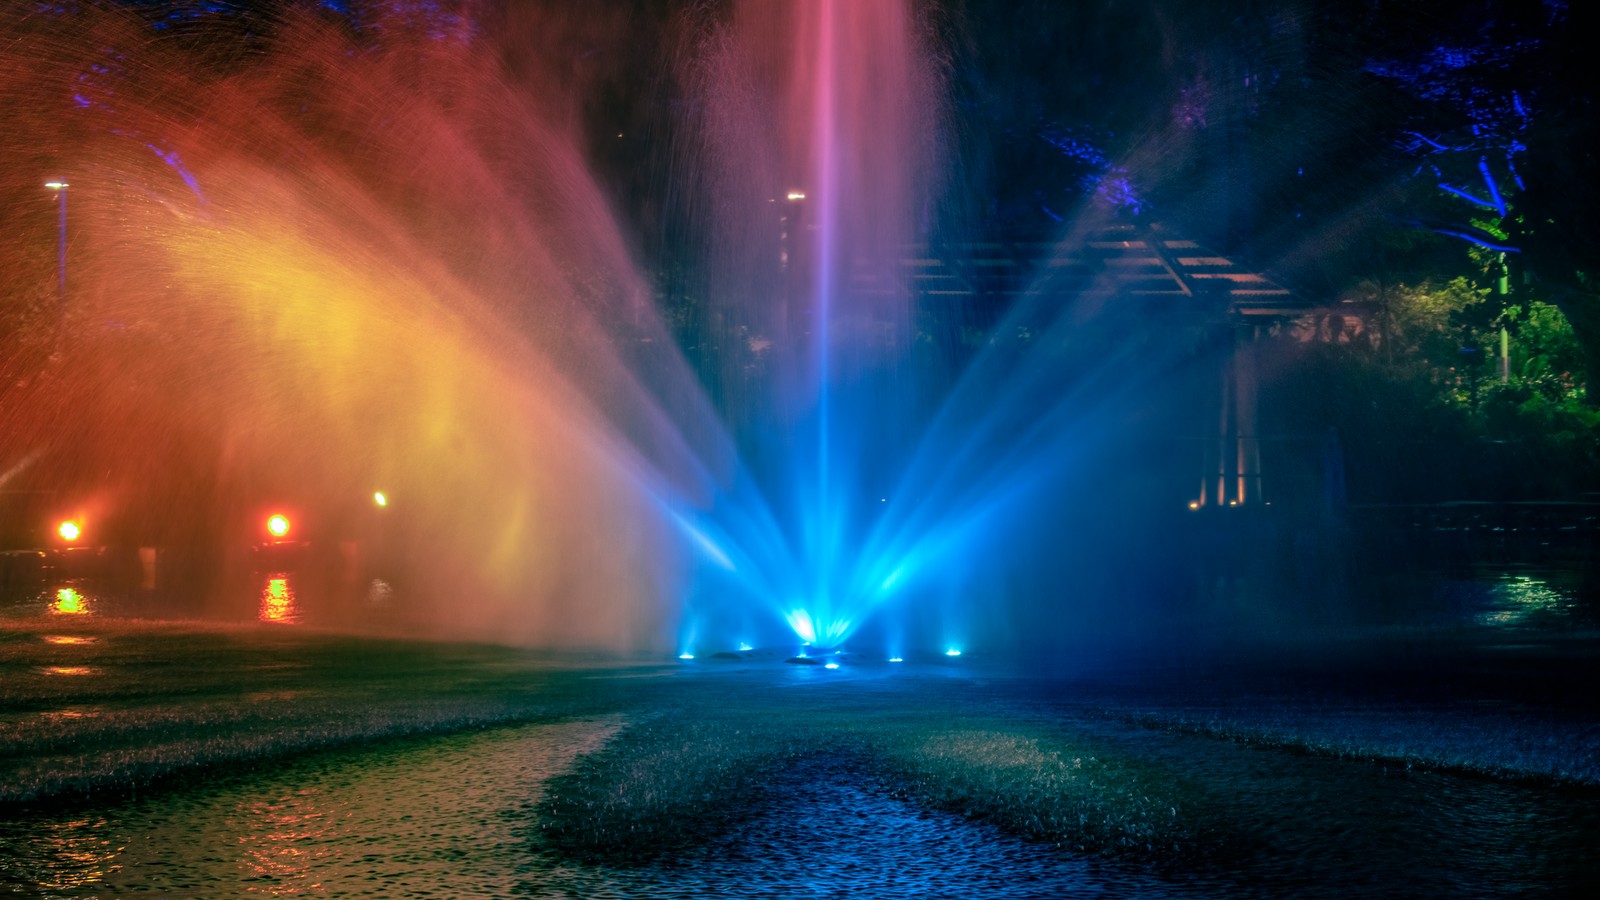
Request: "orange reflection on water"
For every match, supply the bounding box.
[41,666,98,676]
[259,574,300,624]
[39,709,99,721]
[43,635,97,645]
[238,790,338,893]
[34,817,122,892]
[51,587,90,616]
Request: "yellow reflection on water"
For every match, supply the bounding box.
[41,666,98,676]
[259,574,300,625]
[51,587,91,616]
[34,818,122,892]
[43,635,97,645]
[39,709,100,721]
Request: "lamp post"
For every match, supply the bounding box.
[44,180,68,310]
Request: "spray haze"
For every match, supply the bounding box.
[3,1,1244,657]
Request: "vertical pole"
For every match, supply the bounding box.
[1497,251,1510,383]
[1235,325,1262,505]
[1216,351,1232,505]
[56,185,68,306]
[44,181,70,313]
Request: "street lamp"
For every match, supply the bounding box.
[44,180,68,307]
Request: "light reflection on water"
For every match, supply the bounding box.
[39,665,98,677]
[0,656,1595,896]
[259,573,300,625]
[238,790,339,893]
[0,716,1185,897]
[4,563,402,629]
[33,819,123,893]
[0,719,622,897]
[50,586,91,616]
[38,709,100,722]
[1474,573,1585,628]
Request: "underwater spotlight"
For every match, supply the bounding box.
[889,657,904,663]
[738,642,753,652]
[678,653,695,660]
[824,662,839,670]
[945,649,962,657]
[266,514,291,538]
[57,520,81,542]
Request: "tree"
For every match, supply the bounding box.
[1363,0,1600,403]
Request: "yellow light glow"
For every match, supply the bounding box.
[42,666,96,676]
[1187,501,1200,510]
[52,588,87,615]
[373,491,387,507]
[43,635,96,645]
[266,514,290,537]
[44,181,68,190]
[58,521,81,541]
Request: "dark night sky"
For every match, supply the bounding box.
[6,0,1587,298]
[536,0,1585,308]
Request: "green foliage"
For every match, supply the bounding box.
[1371,276,1487,363]
[1284,273,1599,499]
[1342,276,1590,412]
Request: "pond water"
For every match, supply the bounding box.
[2,555,1597,897]
[0,716,1195,899]
[3,674,1596,898]
[0,719,619,897]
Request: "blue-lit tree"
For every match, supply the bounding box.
[1366,0,1599,403]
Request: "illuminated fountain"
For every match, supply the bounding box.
[3,4,715,650]
[2,1,1195,657]
[667,0,942,654]
[667,1,1206,657]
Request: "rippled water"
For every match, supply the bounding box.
[0,719,623,897]
[1460,569,1600,630]
[5,688,1596,897]
[603,755,1189,899]
[0,550,421,636]
[2,558,1597,897]
[4,715,1598,896]
[1032,714,1600,897]
[0,718,1195,898]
